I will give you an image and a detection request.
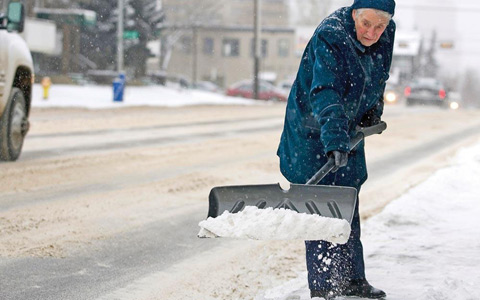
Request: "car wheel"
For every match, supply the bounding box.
[0,88,29,161]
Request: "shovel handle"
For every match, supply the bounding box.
[306,121,387,185]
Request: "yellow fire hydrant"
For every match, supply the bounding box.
[41,77,51,100]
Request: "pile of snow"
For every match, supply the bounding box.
[32,84,259,109]
[256,140,480,300]
[198,206,351,244]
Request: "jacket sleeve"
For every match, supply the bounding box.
[310,33,350,155]
[360,100,383,127]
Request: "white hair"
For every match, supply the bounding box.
[355,8,392,22]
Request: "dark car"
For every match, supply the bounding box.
[404,77,447,107]
[383,82,403,105]
[226,80,287,101]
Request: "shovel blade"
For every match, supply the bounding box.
[208,183,357,224]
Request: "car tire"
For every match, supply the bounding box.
[0,88,29,161]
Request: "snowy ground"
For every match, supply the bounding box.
[11,84,479,299]
[32,84,258,108]
[256,141,480,300]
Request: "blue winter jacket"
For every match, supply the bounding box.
[277,7,395,186]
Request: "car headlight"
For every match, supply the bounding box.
[449,101,459,110]
[385,91,397,103]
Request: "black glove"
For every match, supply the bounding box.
[329,150,348,173]
[359,111,381,128]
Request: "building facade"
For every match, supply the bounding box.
[149,0,300,88]
[390,30,422,84]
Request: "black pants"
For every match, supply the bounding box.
[305,185,365,292]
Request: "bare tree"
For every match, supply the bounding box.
[423,30,439,78]
[125,0,165,77]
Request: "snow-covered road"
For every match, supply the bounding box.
[1,85,480,299]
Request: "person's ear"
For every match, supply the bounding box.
[352,10,356,20]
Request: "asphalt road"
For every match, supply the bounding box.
[0,208,215,300]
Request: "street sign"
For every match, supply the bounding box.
[123,30,139,40]
[439,41,454,49]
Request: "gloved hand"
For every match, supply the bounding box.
[329,150,348,173]
[359,113,381,128]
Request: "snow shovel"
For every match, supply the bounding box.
[207,122,387,225]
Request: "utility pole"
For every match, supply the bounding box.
[117,0,124,73]
[157,0,164,73]
[253,0,261,100]
[192,26,198,85]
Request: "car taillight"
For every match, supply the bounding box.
[439,89,446,99]
[404,86,411,96]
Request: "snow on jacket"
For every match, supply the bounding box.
[277,6,396,186]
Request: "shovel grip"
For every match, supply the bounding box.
[306,121,387,185]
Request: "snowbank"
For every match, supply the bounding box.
[256,140,480,300]
[31,84,259,109]
[198,206,351,244]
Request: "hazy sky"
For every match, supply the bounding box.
[395,0,480,79]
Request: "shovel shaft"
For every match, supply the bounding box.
[306,157,336,185]
[306,122,387,185]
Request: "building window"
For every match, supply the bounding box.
[278,39,289,57]
[222,39,240,57]
[181,36,192,54]
[250,39,268,57]
[203,38,214,55]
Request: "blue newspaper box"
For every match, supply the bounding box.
[113,74,125,102]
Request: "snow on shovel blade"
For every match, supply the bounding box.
[198,206,352,243]
[207,183,357,224]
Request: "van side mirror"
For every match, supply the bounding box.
[7,2,24,33]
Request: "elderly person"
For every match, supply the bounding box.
[277,0,396,299]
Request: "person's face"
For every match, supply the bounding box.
[352,9,389,47]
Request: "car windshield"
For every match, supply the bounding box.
[232,83,249,91]
[260,83,272,92]
[411,78,443,89]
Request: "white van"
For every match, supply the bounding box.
[0,2,33,161]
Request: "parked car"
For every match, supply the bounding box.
[226,80,288,101]
[404,77,448,107]
[68,73,95,85]
[277,80,293,95]
[192,81,222,93]
[86,69,120,84]
[165,75,190,89]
